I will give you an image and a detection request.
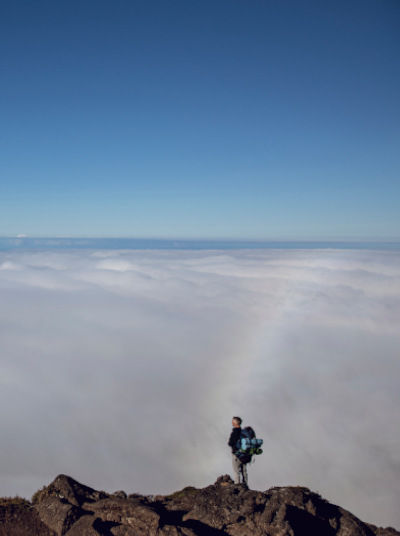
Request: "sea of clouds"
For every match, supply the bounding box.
[0,248,399,527]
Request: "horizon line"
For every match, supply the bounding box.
[1,235,400,243]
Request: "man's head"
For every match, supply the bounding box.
[232,416,242,428]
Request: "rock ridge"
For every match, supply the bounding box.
[0,474,398,536]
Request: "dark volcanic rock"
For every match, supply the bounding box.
[86,496,160,533]
[63,515,101,535]
[32,474,108,507]
[0,474,398,536]
[34,496,82,535]
[0,499,56,536]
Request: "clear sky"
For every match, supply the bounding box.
[1,0,399,240]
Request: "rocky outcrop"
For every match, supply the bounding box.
[0,474,398,536]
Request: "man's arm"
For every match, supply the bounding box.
[228,429,241,451]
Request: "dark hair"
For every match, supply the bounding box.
[233,416,242,425]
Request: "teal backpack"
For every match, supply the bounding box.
[235,426,263,463]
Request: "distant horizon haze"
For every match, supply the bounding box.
[2,234,400,241]
[1,236,400,251]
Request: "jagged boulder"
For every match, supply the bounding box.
[32,475,108,507]
[31,475,110,535]
[34,496,82,536]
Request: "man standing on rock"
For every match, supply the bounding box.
[228,416,248,487]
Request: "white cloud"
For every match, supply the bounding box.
[0,248,399,528]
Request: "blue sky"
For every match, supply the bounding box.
[1,0,399,239]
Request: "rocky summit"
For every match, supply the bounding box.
[0,474,398,536]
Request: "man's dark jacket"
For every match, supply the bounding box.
[228,427,242,453]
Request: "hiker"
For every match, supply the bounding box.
[228,416,248,486]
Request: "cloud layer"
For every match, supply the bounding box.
[0,248,399,527]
